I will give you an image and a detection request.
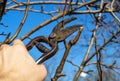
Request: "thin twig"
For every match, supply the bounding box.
[6,1,82,11]
[4,0,30,44]
[110,0,120,23]
[74,0,107,80]
[86,30,120,63]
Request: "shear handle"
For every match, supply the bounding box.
[36,39,58,64]
[26,36,58,64]
[26,36,50,53]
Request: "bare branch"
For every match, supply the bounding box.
[4,0,30,44]
[20,0,97,40]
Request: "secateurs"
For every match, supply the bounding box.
[26,17,83,64]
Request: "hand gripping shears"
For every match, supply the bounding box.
[26,17,83,64]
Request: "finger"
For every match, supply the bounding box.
[37,64,46,71]
[12,39,28,55]
[13,39,25,47]
[0,44,9,51]
[13,39,35,62]
[37,64,47,80]
[13,39,29,53]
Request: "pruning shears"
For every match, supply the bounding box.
[26,17,83,64]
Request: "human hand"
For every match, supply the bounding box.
[0,39,47,81]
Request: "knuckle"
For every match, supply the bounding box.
[0,44,9,50]
[13,43,26,52]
